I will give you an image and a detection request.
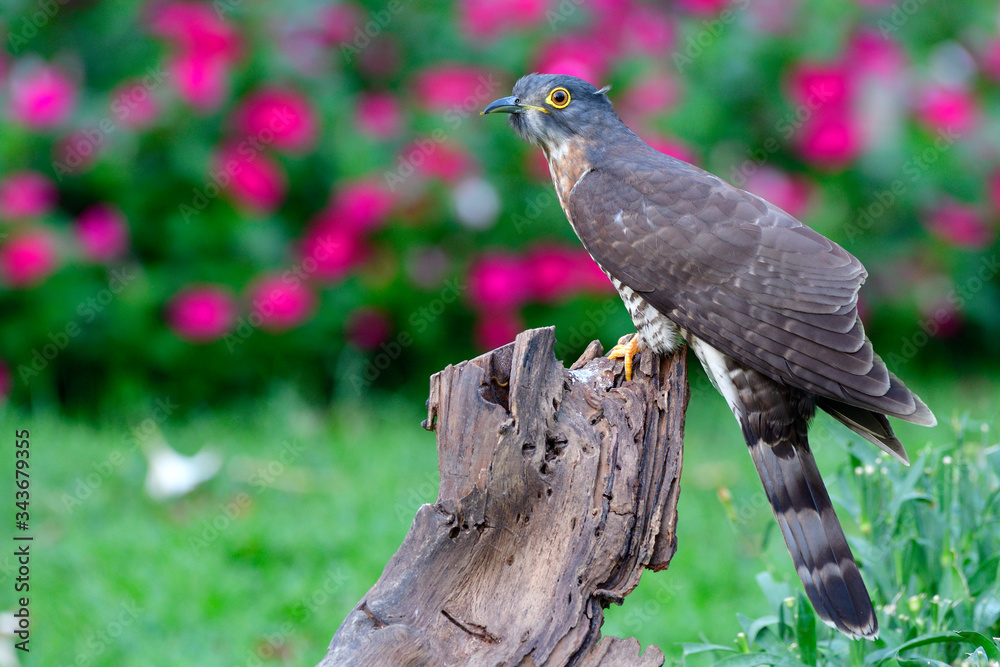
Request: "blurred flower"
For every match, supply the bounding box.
[620,6,674,57]
[402,140,474,183]
[788,62,852,108]
[147,1,241,61]
[461,0,550,40]
[747,0,798,34]
[245,275,316,331]
[404,246,450,289]
[213,144,287,212]
[980,39,1000,81]
[319,3,361,43]
[621,74,678,124]
[53,129,105,176]
[167,50,232,111]
[298,226,368,282]
[475,308,523,351]
[468,254,531,309]
[576,254,614,292]
[110,79,161,128]
[7,60,77,129]
[796,112,863,168]
[143,435,222,500]
[233,88,319,153]
[345,307,392,349]
[452,177,500,230]
[527,245,579,302]
[0,171,57,220]
[742,167,813,218]
[167,285,238,343]
[925,203,995,248]
[677,0,732,14]
[535,37,608,83]
[356,92,402,139]
[324,180,395,233]
[0,231,59,287]
[0,359,9,402]
[74,204,130,262]
[846,29,907,78]
[645,134,698,164]
[414,64,495,111]
[914,85,978,135]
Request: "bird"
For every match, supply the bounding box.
[482,73,936,639]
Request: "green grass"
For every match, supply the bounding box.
[2,369,998,666]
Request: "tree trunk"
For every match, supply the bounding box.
[320,327,688,667]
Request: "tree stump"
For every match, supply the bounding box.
[320,327,689,667]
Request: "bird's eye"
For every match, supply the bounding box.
[546,87,571,109]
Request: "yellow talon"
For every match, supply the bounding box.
[607,335,642,381]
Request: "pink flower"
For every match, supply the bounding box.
[576,253,614,293]
[168,51,232,111]
[461,0,550,39]
[645,134,698,164]
[356,92,402,139]
[676,0,732,14]
[414,65,495,111]
[213,144,287,212]
[742,167,813,219]
[400,140,474,183]
[475,309,524,351]
[0,231,59,287]
[110,80,161,128]
[8,61,77,129]
[0,171,57,220]
[796,111,863,168]
[74,205,130,262]
[527,245,579,302]
[147,1,241,61]
[535,38,608,84]
[233,88,319,153]
[298,226,367,282]
[846,29,907,78]
[925,203,995,248]
[345,307,392,349]
[245,275,316,331]
[324,180,395,233]
[52,129,105,176]
[167,285,238,343]
[915,85,978,135]
[621,74,678,125]
[319,4,361,43]
[981,39,1000,81]
[620,6,675,57]
[788,62,852,109]
[0,359,10,402]
[468,254,531,309]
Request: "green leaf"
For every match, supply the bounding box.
[680,642,737,656]
[795,594,817,666]
[954,631,1000,660]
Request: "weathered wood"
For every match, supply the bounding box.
[320,327,688,667]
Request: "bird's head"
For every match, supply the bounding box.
[481,73,623,155]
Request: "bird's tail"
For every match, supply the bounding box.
[745,427,878,638]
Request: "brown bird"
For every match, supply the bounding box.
[483,73,936,639]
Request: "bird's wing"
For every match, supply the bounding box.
[566,151,934,425]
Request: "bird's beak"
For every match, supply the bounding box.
[481,96,548,115]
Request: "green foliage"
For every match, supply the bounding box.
[684,422,1000,666]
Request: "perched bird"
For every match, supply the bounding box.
[482,73,935,639]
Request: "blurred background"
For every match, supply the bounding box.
[1,0,999,665]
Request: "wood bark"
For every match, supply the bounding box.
[320,327,688,667]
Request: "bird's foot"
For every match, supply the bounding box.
[607,334,643,381]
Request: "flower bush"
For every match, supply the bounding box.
[0,0,998,408]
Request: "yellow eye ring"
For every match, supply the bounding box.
[546,87,571,109]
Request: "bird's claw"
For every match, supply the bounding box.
[607,335,642,381]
